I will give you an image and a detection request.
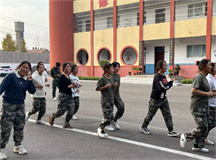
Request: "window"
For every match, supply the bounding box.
[98,49,111,61]
[107,17,113,28]
[86,20,90,32]
[74,12,90,33]
[188,3,207,18]
[155,8,165,23]
[187,45,206,57]
[122,47,137,65]
[77,50,88,65]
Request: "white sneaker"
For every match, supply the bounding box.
[0,149,7,160]
[180,134,187,148]
[72,115,78,120]
[192,147,209,153]
[111,121,120,130]
[53,97,57,100]
[13,145,27,155]
[97,128,108,138]
[205,139,215,145]
[105,125,115,131]
[35,120,45,125]
[25,112,30,121]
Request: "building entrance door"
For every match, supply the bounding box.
[154,46,164,73]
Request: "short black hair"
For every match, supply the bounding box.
[71,64,77,72]
[18,61,32,71]
[56,62,61,67]
[112,62,120,68]
[36,63,44,70]
[156,60,166,71]
[62,63,71,71]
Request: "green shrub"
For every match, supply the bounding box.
[78,76,100,80]
[99,60,109,70]
[181,79,193,84]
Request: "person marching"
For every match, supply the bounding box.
[0,61,36,159]
[96,63,117,138]
[25,63,50,124]
[49,63,75,129]
[205,62,216,145]
[32,61,49,82]
[140,60,179,137]
[180,59,215,153]
[105,62,125,131]
[50,62,61,100]
[69,65,82,120]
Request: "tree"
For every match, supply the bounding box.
[2,33,17,52]
[20,39,27,52]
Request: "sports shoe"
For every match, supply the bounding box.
[105,125,115,131]
[0,149,7,160]
[25,112,30,121]
[192,146,209,153]
[111,121,120,130]
[53,97,57,100]
[97,128,108,138]
[72,115,78,120]
[36,120,45,125]
[13,145,27,155]
[180,134,187,148]
[63,122,73,129]
[167,131,180,137]
[140,126,151,135]
[49,115,55,126]
[205,139,215,145]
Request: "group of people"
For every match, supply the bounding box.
[0,58,215,159]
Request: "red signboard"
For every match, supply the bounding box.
[99,0,108,8]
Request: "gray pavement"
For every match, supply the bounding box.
[0,78,215,160]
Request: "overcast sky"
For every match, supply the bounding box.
[0,0,49,50]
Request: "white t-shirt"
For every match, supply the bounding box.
[69,74,80,97]
[33,70,49,79]
[206,74,216,107]
[32,72,46,98]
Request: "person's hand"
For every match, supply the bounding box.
[57,74,60,77]
[38,85,44,89]
[115,82,118,87]
[79,84,82,87]
[28,73,33,81]
[207,91,214,97]
[105,83,111,88]
[45,84,50,87]
[171,78,174,82]
[45,78,48,82]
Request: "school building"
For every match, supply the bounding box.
[49,0,216,78]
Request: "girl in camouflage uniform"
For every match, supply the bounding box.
[49,63,76,129]
[0,61,36,159]
[96,63,117,138]
[180,59,215,153]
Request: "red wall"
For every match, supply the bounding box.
[49,0,74,69]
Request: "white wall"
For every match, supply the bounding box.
[174,37,206,64]
[213,0,216,16]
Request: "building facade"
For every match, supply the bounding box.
[49,0,216,78]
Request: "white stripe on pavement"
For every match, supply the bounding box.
[28,119,214,160]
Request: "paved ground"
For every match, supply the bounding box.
[0,78,215,160]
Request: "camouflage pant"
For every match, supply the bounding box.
[53,93,75,123]
[206,107,216,138]
[73,97,80,115]
[0,102,25,149]
[99,97,114,129]
[185,106,208,148]
[142,98,174,132]
[52,79,59,98]
[29,98,46,120]
[113,97,125,122]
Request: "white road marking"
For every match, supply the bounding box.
[28,119,214,160]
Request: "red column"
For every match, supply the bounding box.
[49,0,74,70]
[90,0,94,77]
[170,0,175,71]
[113,0,117,62]
[139,0,144,74]
[206,0,212,60]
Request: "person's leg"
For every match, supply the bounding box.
[28,98,41,116]
[52,79,57,98]
[73,97,79,115]
[13,104,25,147]
[141,99,160,128]
[160,100,174,132]
[113,97,125,122]
[0,102,16,149]
[37,98,46,120]
[65,97,75,124]
[206,107,216,135]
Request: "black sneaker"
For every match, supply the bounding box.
[63,122,73,129]
[140,126,151,135]
[167,131,180,137]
